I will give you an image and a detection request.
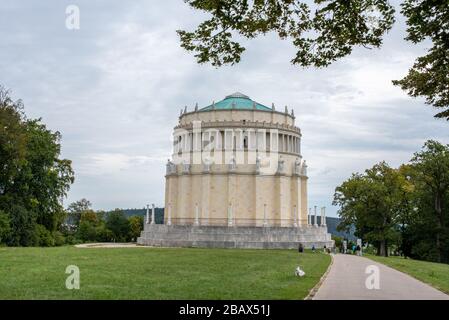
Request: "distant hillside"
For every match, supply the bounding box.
[108,208,356,240]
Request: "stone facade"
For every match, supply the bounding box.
[137,93,333,248]
[139,225,333,249]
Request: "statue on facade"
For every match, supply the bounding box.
[294,157,301,175]
[256,155,261,174]
[301,160,307,176]
[229,156,236,172]
[166,159,176,175]
[182,160,190,174]
[278,156,285,174]
[203,157,211,173]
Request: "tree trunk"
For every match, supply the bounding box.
[378,240,388,257]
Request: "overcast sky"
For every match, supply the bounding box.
[1,1,448,216]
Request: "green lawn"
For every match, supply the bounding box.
[0,246,330,299]
[367,255,449,294]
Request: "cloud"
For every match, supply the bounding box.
[1,1,448,216]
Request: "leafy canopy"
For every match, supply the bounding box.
[178,0,449,119]
[178,0,395,67]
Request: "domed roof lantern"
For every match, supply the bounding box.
[225,92,250,99]
[200,92,271,111]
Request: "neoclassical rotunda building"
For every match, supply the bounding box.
[138,92,332,249]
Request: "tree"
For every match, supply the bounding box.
[409,140,449,262]
[0,86,74,246]
[392,1,449,120]
[128,215,143,242]
[13,119,74,231]
[334,162,405,256]
[6,204,37,246]
[67,198,92,226]
[178,0,449,119]
[178,0,395,67]
[0,86,27,198]
[106,209,130,242]
[0,210,11,244]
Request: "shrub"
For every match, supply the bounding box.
[35,224,55,247]
[0,210,11,244]
[52,231,65,246]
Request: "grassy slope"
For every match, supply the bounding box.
[0,246,330,299]
[367,255,449,294]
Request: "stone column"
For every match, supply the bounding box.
[293,205,297,227]
[322,206,326,226]
[300,175,308,226]
[194,203,200,226]
[308,207,311,225]
[263,203,268,227]
[319,207,323,226]
[278,175,289,226]
[228,203,233,227]
[314,205,317,227]
[295,175,302,225]
[151,203,155,225]
[145,204,150,224]
[167,203,172,226]
[201,173,210,226]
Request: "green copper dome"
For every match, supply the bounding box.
[200,92,272,111]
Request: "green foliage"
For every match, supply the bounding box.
[0,86,74,246]
[6,204,37,246]
[0,86,27,194]
[67,198,92,226]
[334,161,406,256]
[331,235,342,248]
[335,140,449,262]
[178,0,395,67]
[106,209,130,242]
[52,231,65,246]
[180,1,448,120]
[408,140,449,262]
[392,0,449,119]
[0,210,11,243]
[34,224,55,247]
[66,200,145,244]
[128,215,143,241]
[77,220,99,242]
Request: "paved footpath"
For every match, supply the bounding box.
[313,254,449,300]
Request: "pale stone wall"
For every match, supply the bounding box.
[138,225,334,249]
[180,109,295,127]
[164,108,309,227]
